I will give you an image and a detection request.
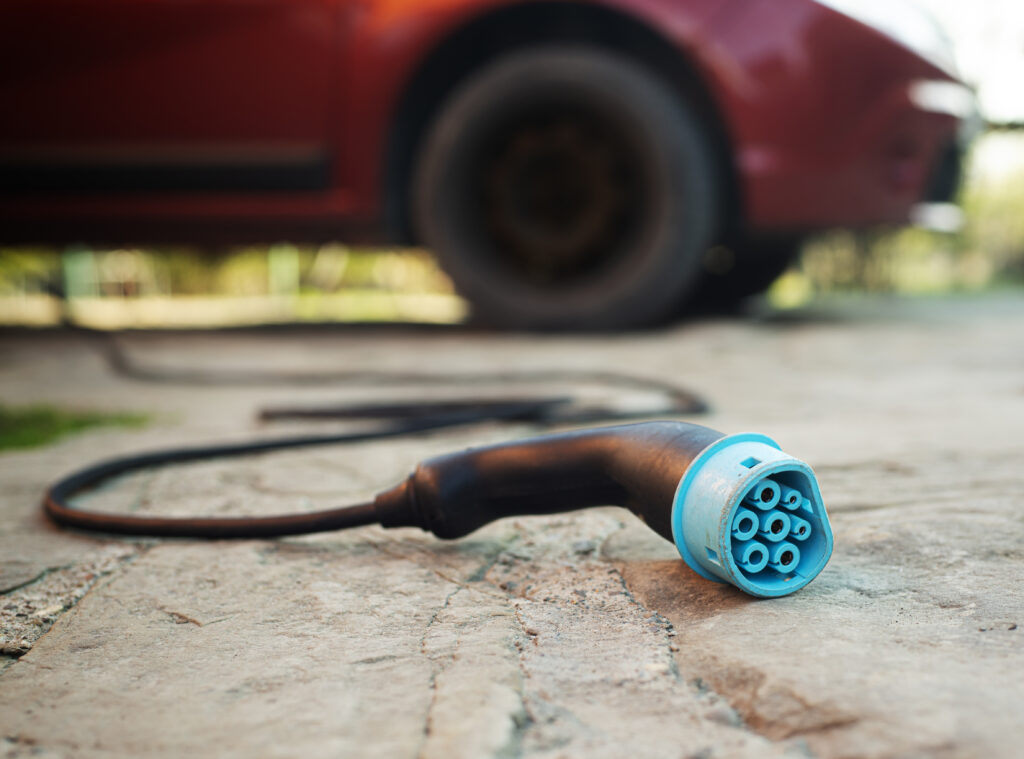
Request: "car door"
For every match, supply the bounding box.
[0,0,340,193]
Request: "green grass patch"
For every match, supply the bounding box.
[0,404,148,451]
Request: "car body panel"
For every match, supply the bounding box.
[0,0,966,243]
[1,0,338,146]
[706,0,961,228]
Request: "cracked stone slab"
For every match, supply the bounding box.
[1,295,1023,758]
[484,514,806,759]
[0,544,138,656]
[0,516,799,759]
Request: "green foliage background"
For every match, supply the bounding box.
[0,405,148,451]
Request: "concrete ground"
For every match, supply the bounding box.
[1,294,1022,759]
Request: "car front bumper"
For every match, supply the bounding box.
[707,0,977,232]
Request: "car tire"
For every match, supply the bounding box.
[413,47,719,330]
[691,236,805,310]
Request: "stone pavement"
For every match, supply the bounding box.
[1,295,1022,759]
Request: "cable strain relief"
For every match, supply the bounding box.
[373,477,423,531]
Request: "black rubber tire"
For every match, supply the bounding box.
[413,47,719,330]
[691,236,804,310]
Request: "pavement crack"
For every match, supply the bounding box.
[0,545,142,658]
[159,608,203,626]
[0,565,72,596]
[778,715,860,740]
[465,539,516,584]
[508,600,540,753]
[610,558,684,682]
[494,635,534,759]
[365,538,507,600]
[416,584,463,759]
[612,558,816,749]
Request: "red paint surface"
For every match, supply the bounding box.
[0,0,965,242]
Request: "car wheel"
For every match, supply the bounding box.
[413,47,719,330]
[691,236,805,309]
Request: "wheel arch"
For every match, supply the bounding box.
[383,1,741,246]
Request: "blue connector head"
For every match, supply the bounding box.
[670,433,833,597]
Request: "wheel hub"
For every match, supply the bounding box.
[481,114,639,284]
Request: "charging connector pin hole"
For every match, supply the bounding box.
[744,480,781,510]
[767,541,800,573]
[788,514,812,541]
[731,507,759,540]
[778,484,803,510]
[757,509,791,542]
[734,540,770,573]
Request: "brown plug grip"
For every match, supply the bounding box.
[373,421,724,541]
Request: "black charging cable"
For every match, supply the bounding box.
[43,324,709,536]
[82,323,708,424]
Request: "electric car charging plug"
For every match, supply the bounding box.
[44,421,833,598]
[371,422,833,597]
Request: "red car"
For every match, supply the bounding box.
[0,0,973,328]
